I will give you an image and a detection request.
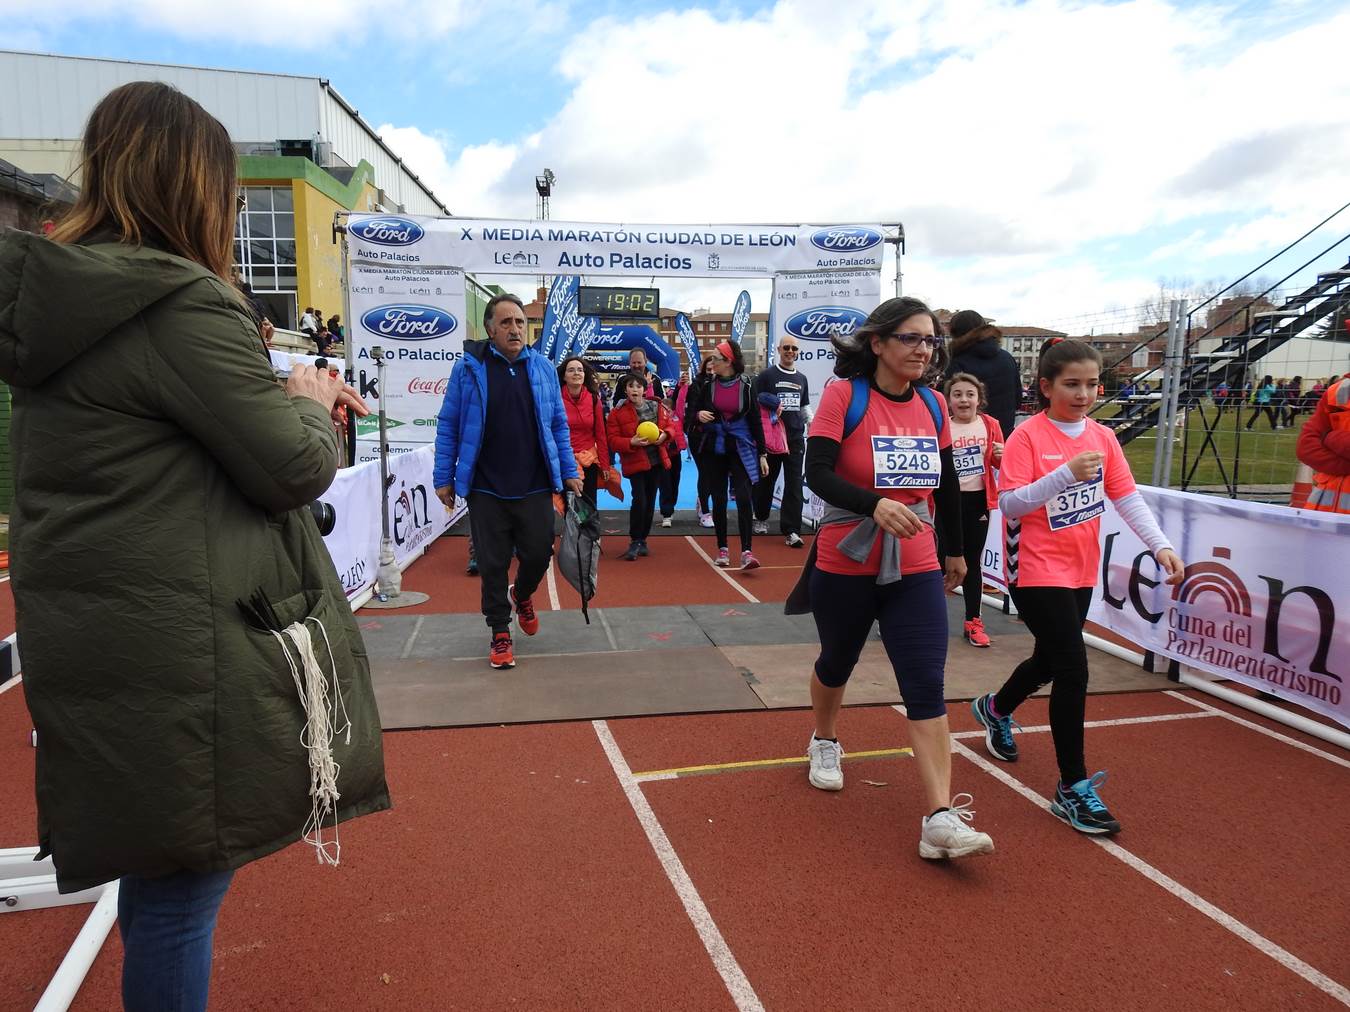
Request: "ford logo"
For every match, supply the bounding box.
[784,306,867,342]
[810,226,883,253]
[359,305,457,341]
[351,216,425,246]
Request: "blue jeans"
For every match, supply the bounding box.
[118,868,235,1012]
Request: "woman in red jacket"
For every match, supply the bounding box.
[558,355,612,503]
[607,371,677,560]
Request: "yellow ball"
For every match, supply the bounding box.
[636,421,661,442]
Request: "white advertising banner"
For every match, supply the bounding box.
[346,214,888,278]
[981,508,1008,590]
[774,270,883,524]
[346,262,465,460]
[320,460,381,601]
[386,445,455,564]
[319,447,459,602]
[1087,488,1349,729]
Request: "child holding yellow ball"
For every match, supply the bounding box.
[607,372,678,560]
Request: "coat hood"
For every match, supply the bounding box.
[949,324,1004,360]
[0,229,213,388]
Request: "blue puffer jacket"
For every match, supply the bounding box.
[433,340,579,495]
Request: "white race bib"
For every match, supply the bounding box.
[953,445,984,479]
[779,390,801,412]
[1046,478,1105,530]
[872,435,940,489]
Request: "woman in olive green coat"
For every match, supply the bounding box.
[0,82,389,1010]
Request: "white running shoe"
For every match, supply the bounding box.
[752,520,769,535]
[699,512,714,528]
[661,516,673,527]
[919,793,994,860]
[807,735,844,791]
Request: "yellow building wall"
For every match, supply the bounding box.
[292,178,379,320]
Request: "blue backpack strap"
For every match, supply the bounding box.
[843,379,943,439]
[843,376,870,439]
[916,384,945,437]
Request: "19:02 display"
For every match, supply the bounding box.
[606,292,657,312]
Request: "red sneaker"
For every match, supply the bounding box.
[963,617,991,647]
[489,632,516,669]
[511,585,539,636]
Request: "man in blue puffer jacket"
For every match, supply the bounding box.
[435,293,582,669]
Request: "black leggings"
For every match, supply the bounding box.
[628,469,659,542]
[1245,405,1277,430]
[702,450,754,551]
[959,490,989,621]
[993,585,1093,785]
[659,450,683,518]
[581,463,600,505]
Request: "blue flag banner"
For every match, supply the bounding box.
[730,290,752,345]
[539,275,578,363]
[675,313,699,372]
[574,315,600,355]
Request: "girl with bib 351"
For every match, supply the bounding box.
[971,339,1184,834]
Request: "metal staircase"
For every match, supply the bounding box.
[1102,256,1350,446]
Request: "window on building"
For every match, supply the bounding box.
[234,185,298,324]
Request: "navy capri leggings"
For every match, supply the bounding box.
[810,568,948,720]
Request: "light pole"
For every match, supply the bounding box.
[535,169,555,290]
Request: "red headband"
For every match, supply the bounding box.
[716,341,734,362]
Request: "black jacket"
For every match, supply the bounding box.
[683,373,766,456]
[947,335,1022,434]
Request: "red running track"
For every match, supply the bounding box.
[2,684,1348,1010]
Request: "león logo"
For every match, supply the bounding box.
[392,479,434,553]
[1102,542,1341,707]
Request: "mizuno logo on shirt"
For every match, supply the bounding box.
[1042,454,1064,460]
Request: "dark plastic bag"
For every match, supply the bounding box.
[559,492,601,623]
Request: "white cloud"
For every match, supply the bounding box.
[0,0,564,46]
[367,0,1350,323]
[17,0,1343,324]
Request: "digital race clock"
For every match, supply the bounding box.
[578,286,660,318]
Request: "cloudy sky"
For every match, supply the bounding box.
[5,0,1349,331]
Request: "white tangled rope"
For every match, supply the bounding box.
[271,617,352,866]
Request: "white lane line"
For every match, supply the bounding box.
[953,739,1350,1005]
[595,608,620,652]
[1164,690,1350,770]
[546,559,561,611]
[683,536,759,605]
[949,709,1217,739]
[399,615,426,660]
[0,674,20,696]
[592,720,764,1012]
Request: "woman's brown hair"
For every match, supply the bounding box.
[49,81,240,282]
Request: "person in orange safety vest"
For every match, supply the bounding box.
[1296,375,1350,514]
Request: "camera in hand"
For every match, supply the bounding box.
[308,500,336,536]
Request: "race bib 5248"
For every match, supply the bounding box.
[872,435,940,489]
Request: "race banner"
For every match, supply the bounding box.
[538,274,575,363]
[347,263,465,459]
[675,313,699,372]
[319,447,458,602]
[386,444,455,564]
[556,296,600,364]
[320,459,381,601]
[775,269,882,525]
[1089,488,1349,728]
[731,290,751,344]
[346,215,887,278]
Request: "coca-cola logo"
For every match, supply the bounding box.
[408,376,449,395]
